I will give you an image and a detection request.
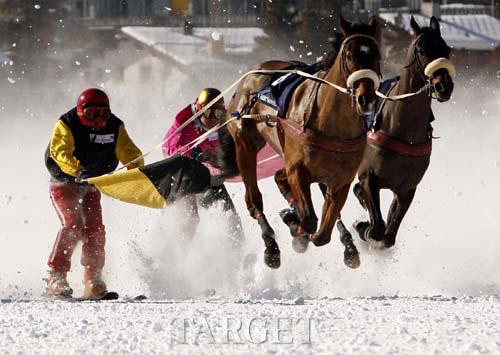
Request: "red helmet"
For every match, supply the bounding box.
[76,88,111,130]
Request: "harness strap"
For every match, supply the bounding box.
[367,130,432,157]
[279,119,366,154]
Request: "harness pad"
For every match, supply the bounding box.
[256,62,322,117]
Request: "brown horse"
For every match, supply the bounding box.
[337,16,455,249]
[218,16,382,268]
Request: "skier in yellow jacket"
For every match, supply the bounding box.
[44,88,144,298]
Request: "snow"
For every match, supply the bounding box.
[380,13,500,50]
[1,296,500,353]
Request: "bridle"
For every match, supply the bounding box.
[406,32,456,99]
[337,34,382,95]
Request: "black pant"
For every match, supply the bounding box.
[179,184,244,249]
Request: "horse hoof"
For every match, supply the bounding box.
[279,208,299,225]
[344,247,361,269]
[264,249,281,269]
[292,236,309,253]
[353,221,370,241]
[309,234,331,247]
[384,235,396,248]
[280,209,307,238]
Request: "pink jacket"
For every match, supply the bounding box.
[162,103,220,159]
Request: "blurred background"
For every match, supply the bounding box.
[0,0,499,299]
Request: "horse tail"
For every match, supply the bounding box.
[214,124,239,178]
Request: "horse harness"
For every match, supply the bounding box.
[233,34,382,155]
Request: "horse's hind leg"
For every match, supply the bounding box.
[354,172,385,244]
[235,130,280,269]
[383,188,416,248]
[337,219,361,269]
[310,183,350,247]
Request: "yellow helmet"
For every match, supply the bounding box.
[197,88,222,107]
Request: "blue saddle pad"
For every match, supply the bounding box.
[256,62,322,117]
[366,76,400,130]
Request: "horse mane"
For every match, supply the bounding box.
[319,32,344,70]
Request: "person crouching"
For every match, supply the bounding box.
[44,88,144,298]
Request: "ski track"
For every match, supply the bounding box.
[1,296,500,354]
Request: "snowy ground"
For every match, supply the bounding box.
[2,296,500,354]
[1,42,499,353]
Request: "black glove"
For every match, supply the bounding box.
[191,147,205,162]
[74,169,90,185]
[79,169,91,180]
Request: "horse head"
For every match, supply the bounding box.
[338,15,381,115]
[410,16,455,102]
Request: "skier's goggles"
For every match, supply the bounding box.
[83,106,111,120]
[204,108,226,120]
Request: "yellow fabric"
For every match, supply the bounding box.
[116,125,144,169]
[87,168,166,209]
[49,120,80,177]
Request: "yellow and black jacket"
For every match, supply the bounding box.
[45,108,144,183]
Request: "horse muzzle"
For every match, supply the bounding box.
[348,69,380,116]
[425,58,456,102]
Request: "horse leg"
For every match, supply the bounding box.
[275,168,309,246]
[235,136,280,269]
[287,167,318,235]
[353,172,386,245]
[383,188,416,248]
[310,183,350,247]
[336,219,361,269]
[353,182,368,210]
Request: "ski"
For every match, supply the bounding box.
[71,291,120,302]
[43,291,119,302]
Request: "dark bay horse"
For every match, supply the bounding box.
[219,16,382,268]
[338,16,455,250]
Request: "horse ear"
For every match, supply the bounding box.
[410,16,421,35]
[368,15,377,31]
[339,14,352,36]
[430,16,441,35]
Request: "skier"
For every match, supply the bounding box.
[45,88,144,298]
[162,88,244,248]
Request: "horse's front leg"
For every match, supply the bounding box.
[287,167,317,235]
[383,188,416,248]
[353,172,386,245]
[336,219,361,269]
[310,183,350,247]
[275,168,309,246]
[235,130,280,269]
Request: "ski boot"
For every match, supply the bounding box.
[47,270,73,298]
[83,268,107,298]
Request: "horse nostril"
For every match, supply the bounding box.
[434,82,445,93]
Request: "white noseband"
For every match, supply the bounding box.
[424,58,456,79]
[346,69,381,90]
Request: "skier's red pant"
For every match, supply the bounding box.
[48,182,105,273]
